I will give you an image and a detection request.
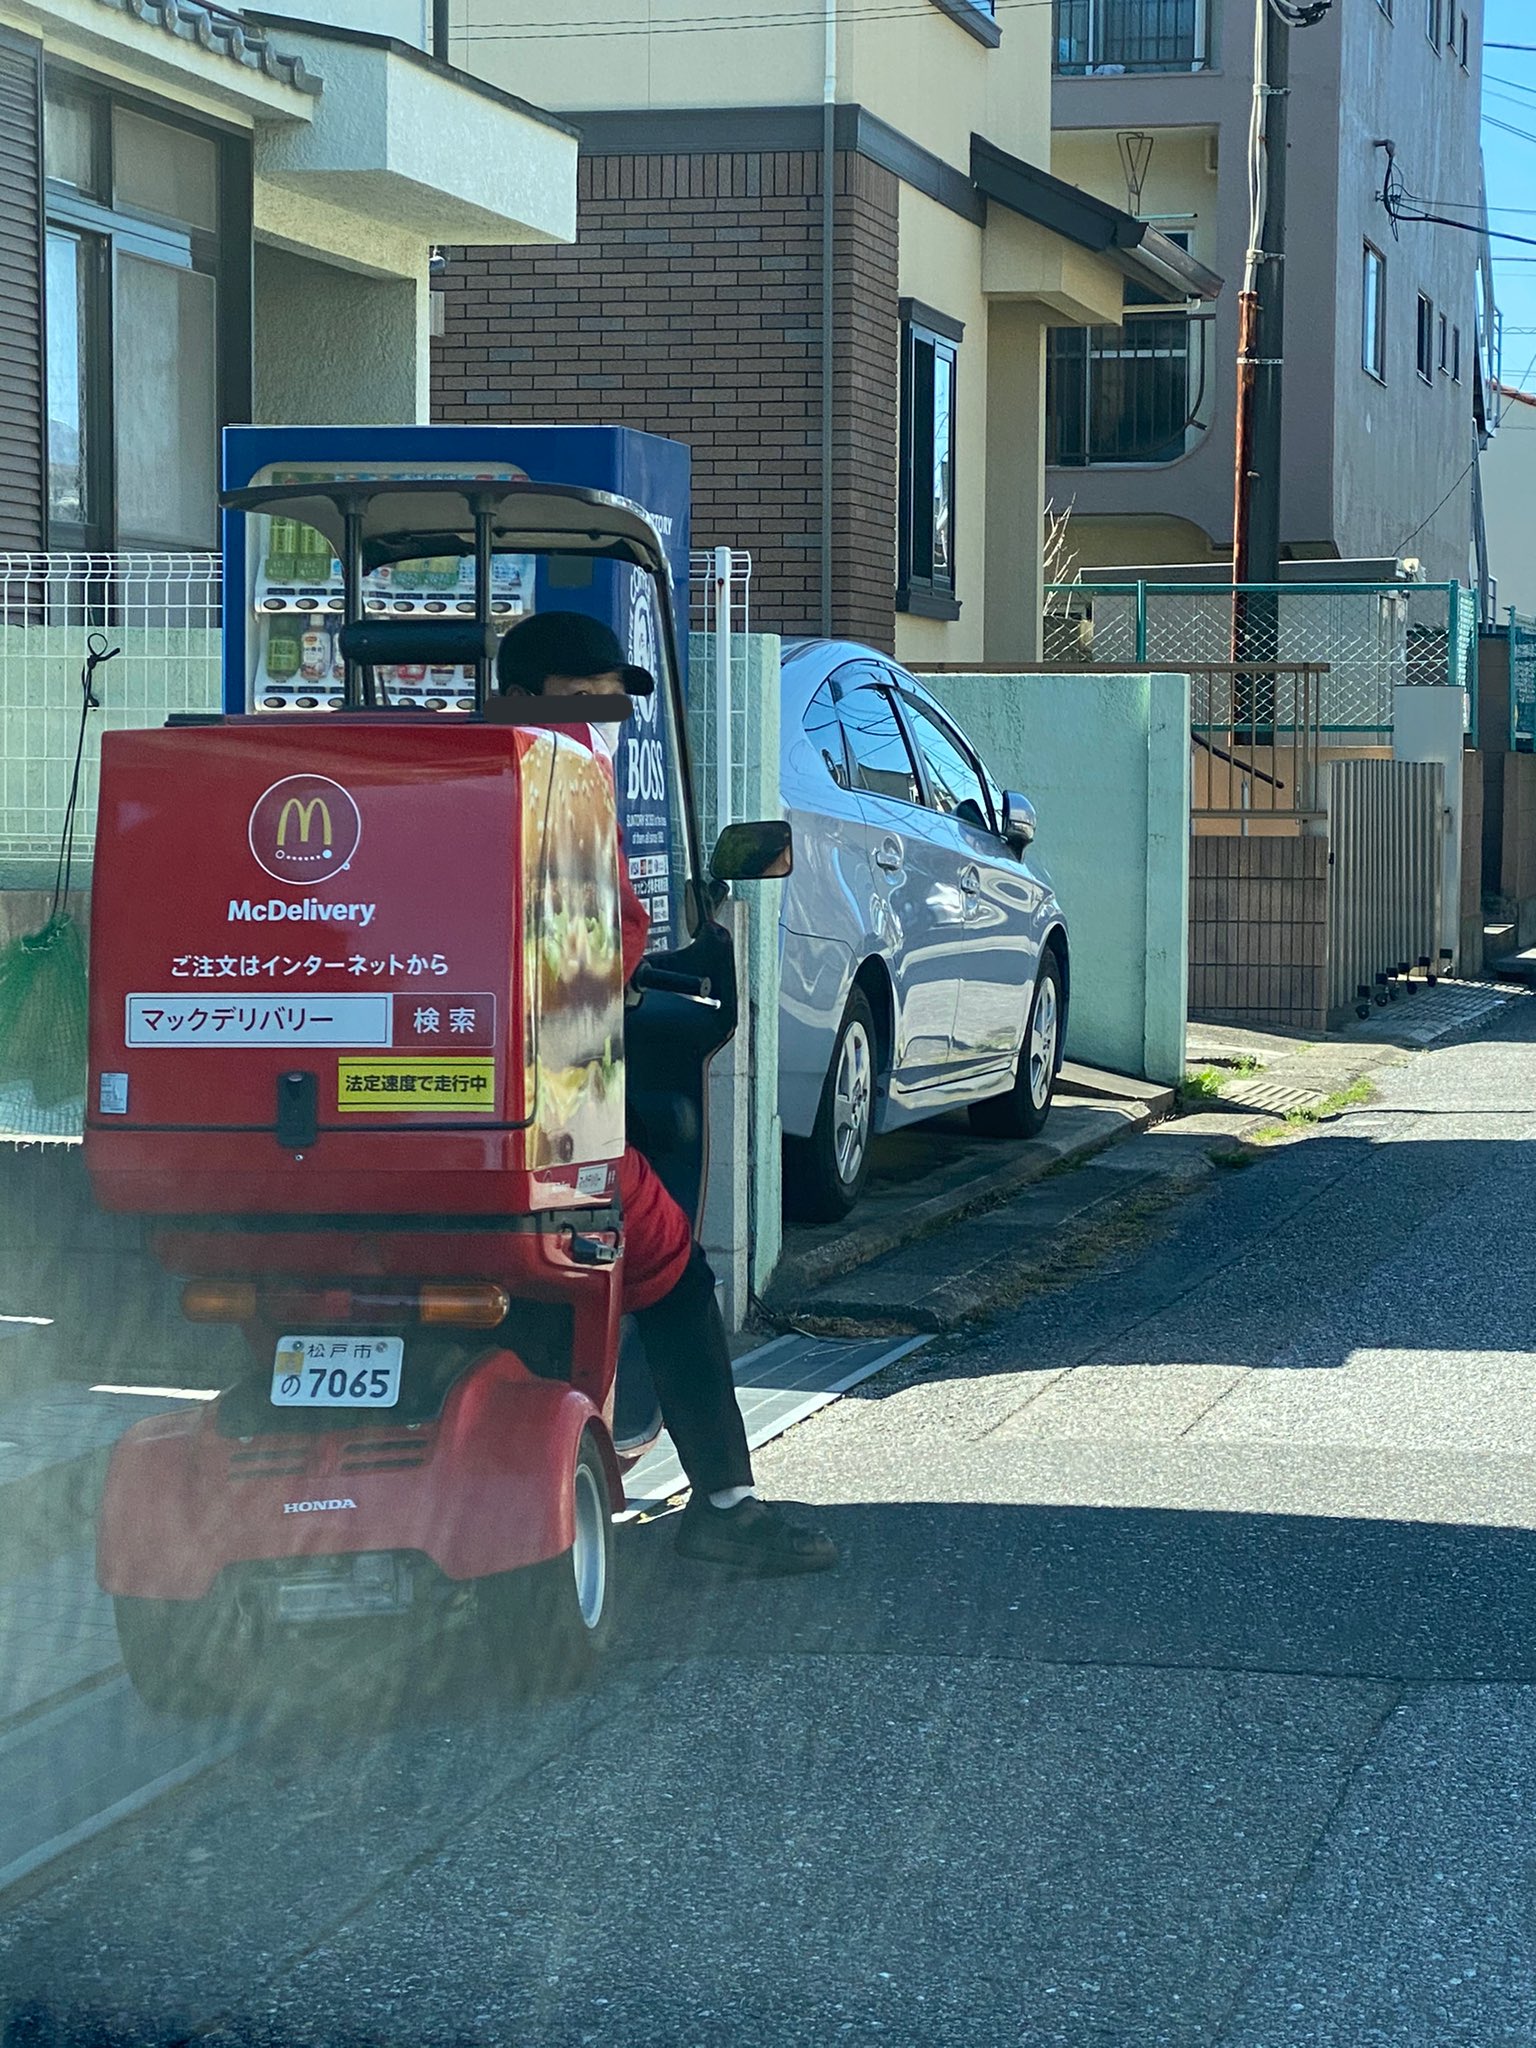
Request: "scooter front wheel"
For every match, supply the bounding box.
[114,1592,256,1718]
[478,1429,615,1696]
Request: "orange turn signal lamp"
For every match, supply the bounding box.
[180,1279,510,1329]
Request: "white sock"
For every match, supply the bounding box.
[707,1485,757,1511]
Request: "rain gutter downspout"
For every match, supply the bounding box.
[820,0,836,636]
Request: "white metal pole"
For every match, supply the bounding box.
[713,544,732,832]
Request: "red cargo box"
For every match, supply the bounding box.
[86,715,625,1218]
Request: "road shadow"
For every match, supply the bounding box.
[613,1496,1536,1686]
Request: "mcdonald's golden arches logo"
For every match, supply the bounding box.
[248,774,362,885]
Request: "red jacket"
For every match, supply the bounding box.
[613,828,693,1310]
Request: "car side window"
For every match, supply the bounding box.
[901,697,994,831]
[804,680,850,789]
[839,684,924,808]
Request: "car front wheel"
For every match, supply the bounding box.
[968,951,1062,1141]
[785,986,878,1222]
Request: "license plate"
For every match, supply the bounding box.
[271,1336,403,1408]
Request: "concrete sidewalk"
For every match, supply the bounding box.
[788,977,1524,1335]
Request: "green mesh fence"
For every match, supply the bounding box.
[1042,580,1472,734]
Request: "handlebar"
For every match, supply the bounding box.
[629,960,721,1007]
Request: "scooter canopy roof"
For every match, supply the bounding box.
[220,478,671,578]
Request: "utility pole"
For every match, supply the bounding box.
[1232,0,1290,663]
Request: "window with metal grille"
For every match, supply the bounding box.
[1046,296,1212,467]
[1053,0,1209,74]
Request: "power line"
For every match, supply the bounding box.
[1393,454,1479,555]
[1483,115,1536,146]
[456,0,1055,34]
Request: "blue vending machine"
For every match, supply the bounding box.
[220,424,692,949]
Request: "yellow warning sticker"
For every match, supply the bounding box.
[337,1057,496,1113]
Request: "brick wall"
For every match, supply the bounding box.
[430,149,900,649]
[1189,833,1330,1031]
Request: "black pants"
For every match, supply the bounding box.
[632,1243,753,1495]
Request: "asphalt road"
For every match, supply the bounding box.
[5,1004,1536,2047]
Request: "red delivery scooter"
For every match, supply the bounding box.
[86,478,789,1711]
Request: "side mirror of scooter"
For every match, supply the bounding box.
[709,819,793,882]
[1000,791,1036,852]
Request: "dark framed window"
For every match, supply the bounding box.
[1363,243,1387,379]
[1460,12,1469,64]
[1417,292,1435,383]
[1376,0,1392,17]
[1453,324,1463,381]
[1438,311,1449,372]
[898,300,961,621]
[1425,0,1440,47]
[42,74,250,550]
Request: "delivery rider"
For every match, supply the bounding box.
[496,612,837,1575]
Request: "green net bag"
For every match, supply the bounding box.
[0,634,116,1124]
[0,911,88,1110]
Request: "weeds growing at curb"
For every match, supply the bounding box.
[1251,1076,1378,1144]
[1179,1068,1227,1107]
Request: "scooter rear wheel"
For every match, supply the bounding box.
[478,1429,615,1696]
[114,1592,256,1718]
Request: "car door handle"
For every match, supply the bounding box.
[874,842,902,874]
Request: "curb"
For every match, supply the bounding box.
[767,1098,1153,1306]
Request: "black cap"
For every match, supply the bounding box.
[494,610,655,696]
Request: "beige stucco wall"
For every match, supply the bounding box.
[457,0,1050,178]
[456,0,822,113]
[1049,129,1219,273]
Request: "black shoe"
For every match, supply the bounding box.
[674,1496,838,1576]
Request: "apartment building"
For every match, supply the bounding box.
[1048,0,1488,583]
[429,0,1218,663]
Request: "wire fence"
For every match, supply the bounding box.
[688,546,754,845]
[0,549,756,869]
[1043,579,1475,735]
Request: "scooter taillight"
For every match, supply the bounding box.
[181,1279,509,1328]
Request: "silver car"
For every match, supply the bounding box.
[777,640,1069,1221]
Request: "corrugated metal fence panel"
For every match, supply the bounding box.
[1326,758,1444,1015]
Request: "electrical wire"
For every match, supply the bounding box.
[1392,453,1480,556]
[1381,144,1536,249]
[456,0,1056,36]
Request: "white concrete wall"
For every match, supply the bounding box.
[254,29,576,247]
[1393,683,1465,965]
[1483,392,1536,620]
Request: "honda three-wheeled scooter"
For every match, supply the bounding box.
[86,473,788,1711]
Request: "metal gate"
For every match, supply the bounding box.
[1325,757,1444,1017]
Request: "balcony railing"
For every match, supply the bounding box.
[1045,310,1214,468]
[1053,0,1211,74]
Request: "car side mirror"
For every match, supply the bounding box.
[1001,791,1036,851]
[710,818,793,882]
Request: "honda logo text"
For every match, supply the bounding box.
[282,1498,358,1514]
